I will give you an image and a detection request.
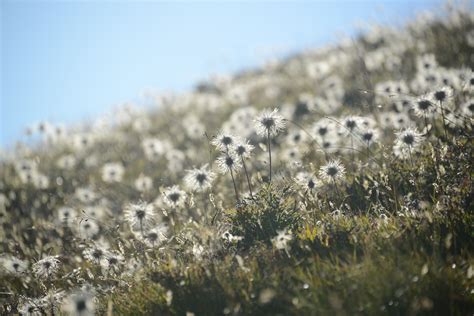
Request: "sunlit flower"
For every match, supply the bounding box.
[254,108,286,137]
[100,251,124,274]
[413,95,436,118]
[234,140,255,159]
[72,133,94,151]
[124,201,156,231]
[141,224,169,247]
[162,185,187,209]
[393,127,424,159]
[2,256,28,276]
[78,219,100,239]
[56,154,77,170]
[83,245,108,264]
[211,132,238,151]
[62,290,95,316]
[272,230,292,250]
[285,129,307,146]
[184,165,215,192]
[142,138,168,161]
[319,159,346,183]
[101,162,125,183]
[216,152,242,174]
[416,54,437,72]
[75,187,97,204]
[342,116,363,134]
[431,86,453,104]
[358,128,380,147]
[134,174,153,192]
[295,172,320,192]
[33,256,60,279]
[57,206,77,227]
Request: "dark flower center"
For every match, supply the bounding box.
[236,146,246,155]
[196,173,207,184]
[225,157,234,166]
[468,103,474,112]
[92,249,103,259]
[168,193,180,202]
[43,261,52,269]
[417,100,432,110]
[262,118,275,128]
[13,263,19,270]
[318,127,328,136]
[308,180,315,189]
[109,257,118,265]
[76,299,87,311]
[403,134,415,145]
[363,133,373,142]
[135,209,145,219]
[147,232,158,242]
[327,166,338,176]
[434,91,446,101]
[345,120,356,129]
[222,136,233,146]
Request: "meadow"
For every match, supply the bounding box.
[0,4,473,315]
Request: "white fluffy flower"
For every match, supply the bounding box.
[33,256,60,279]
[254,108,286,137]
[318,159,346,183]
[162,185,187,209]
[184,165,215,192]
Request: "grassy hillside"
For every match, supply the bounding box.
[1,4,473,315]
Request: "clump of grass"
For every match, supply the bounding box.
[226,184,301,249]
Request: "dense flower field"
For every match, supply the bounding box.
[1,4,473,315]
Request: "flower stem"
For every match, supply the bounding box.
[242,157,253,198]
[439,101,449,141]
[229,168,239,202]
[267,130,272,183]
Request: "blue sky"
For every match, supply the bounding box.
[1,0,441,148]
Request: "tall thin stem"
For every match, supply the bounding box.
[408,146,414,169]
[139,218,147,266]
[350,135,355,172]
[439,101,449,140]
[332,178,341,200]
[241,157,253,198]
[267,129,272,182]
[229,168,239,202]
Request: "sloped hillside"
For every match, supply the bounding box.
[1,4,473,315]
